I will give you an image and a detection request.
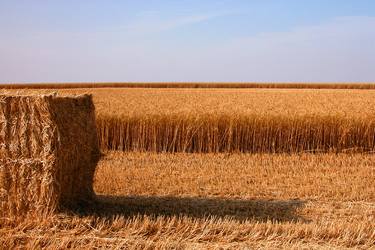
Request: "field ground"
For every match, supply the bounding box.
[1,152,374,249]
[1,87,375,249]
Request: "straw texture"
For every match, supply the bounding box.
[97,114,375,153]
[0,94,100,216]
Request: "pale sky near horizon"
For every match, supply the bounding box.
[1,0,374,83]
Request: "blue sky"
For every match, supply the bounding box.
[1,0,375,83]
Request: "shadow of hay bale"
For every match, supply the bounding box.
[0,94,100,217]
[80,195,308,223]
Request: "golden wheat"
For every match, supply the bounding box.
[4,88,375,153]
[96,114,375,153]
[1,82,375,89]
[10,88,375,118]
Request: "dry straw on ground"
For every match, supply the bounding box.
[0,94,100,217]
[2,152,374,249]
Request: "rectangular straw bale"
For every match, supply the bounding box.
[0,94,100,216]
[0,158,52,217]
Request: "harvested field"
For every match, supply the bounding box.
[94,152,375,202]
[1,87,375,248]
[1,152,374,249]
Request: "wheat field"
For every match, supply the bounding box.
[5,88,375,153]
[1,86,375,249]
[15,88,375,117]
[1,82,375,89]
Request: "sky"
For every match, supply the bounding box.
[0,0,375,83]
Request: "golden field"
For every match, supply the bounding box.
[5,88,375,153]
[1,153,374,249]
[1,82,375,89]
[1,86,375,249]
[8,88,375,117]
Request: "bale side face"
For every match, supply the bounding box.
[48,95,100,205]
[0,94,100,216]
[0,159,55,217]
[0,95,56,160]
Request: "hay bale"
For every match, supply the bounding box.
[0,158,51,216]
[0,94,100,216]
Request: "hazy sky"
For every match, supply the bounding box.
[1,0,375,83]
